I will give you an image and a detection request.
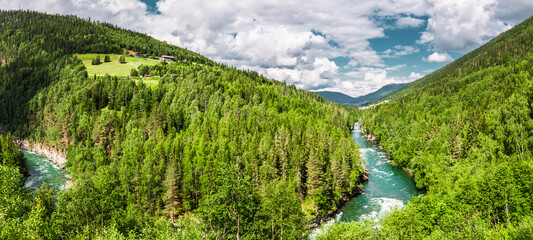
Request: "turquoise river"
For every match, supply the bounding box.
[23,150,68,191]
[21,122,419,233]
[311,122,420,238]
[338,122,421,221]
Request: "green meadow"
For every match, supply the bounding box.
[76,54,160,76]
[135,77,160,89]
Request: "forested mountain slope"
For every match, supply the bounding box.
[0,10,364,239]
[320,15,533,238]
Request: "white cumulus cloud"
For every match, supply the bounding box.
[424,52,453,62]
[417,0,533,52]
[396,17,425,28]
[1,0,533,97]
[409,72,423,80]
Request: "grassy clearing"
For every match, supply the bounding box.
[134,77,160,89]
[76,54,160,76]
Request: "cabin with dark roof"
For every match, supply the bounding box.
[161,55,176,62]
[134,52,142,57]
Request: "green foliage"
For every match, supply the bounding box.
[348,15,533,238]
[92,55,101,65]
[138,64,150,76]
[0,10,210,64]
[199,165,260,239]
[257,180,307,239]
[104,55,110,62]
[119,55,126,63]
[0,10,364,238]
[0,134,25,169]
[0,134,28,224]
[0,133,61,239]
[130,68,138,77]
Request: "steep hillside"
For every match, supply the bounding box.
[0,10,211,132]
[0,10,364,239]
[321,15,533,238]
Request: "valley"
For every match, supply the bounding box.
[0,10,362,239]
[316,13,533,240]
[1,7,533,240]
[311,122,420,238]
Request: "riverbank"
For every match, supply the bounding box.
[16,139,73,190]
[17,139,67,168]
[359,124,415,176]
[309,168,370,229]
[311,121,421,240]
[308,122,371,229]
[309,121,422,239]
[360,126,394,163]
[22,150,71,190]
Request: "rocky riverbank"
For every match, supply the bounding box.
[360,126,394,163]
[17,139,73,190]
[17,139,67,168]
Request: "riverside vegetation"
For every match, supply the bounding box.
[0,10,364,239]
[318,15,533,239]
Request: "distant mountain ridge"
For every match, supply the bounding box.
[316,83,407,106]
[347,83,407,106]
[314,91,356,104]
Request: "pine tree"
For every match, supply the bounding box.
[163,160,181,222]
[91,56,101,65]
[130,68,138,77]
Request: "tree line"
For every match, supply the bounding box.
[318,15,533,239]
[0,10,364,239]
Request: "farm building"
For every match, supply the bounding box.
[160,55,176,62]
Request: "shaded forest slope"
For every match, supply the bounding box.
[0,10,363,239]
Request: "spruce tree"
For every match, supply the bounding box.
[130,68,138,77]
[91,57,101,65]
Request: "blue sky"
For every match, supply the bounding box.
[141,0,158,14]
[2,0,533,97]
